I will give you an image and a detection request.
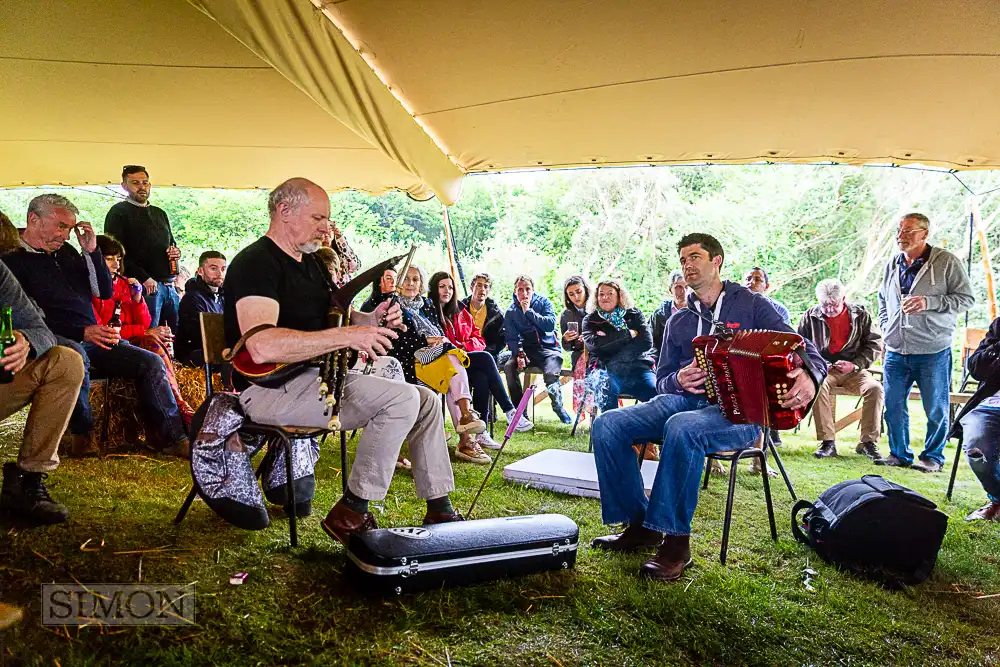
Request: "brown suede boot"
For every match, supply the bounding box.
[639,534,693,582]
[591,524,663,552]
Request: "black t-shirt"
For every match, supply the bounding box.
[223,237,332,349]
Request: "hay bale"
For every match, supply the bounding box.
[174,363,224,412]
[80,378,147,455]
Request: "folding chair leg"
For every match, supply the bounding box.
[277,432,298,547]
[340,430,349,495]
[946,440,963,501]
[570,385,590,437]
[760,453,778,541]
[174,484,199,524]
[702,458,712,490]
[767,435,796,501]
[720,460,739,565]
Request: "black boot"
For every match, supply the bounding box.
[813,440,838,458]
[1,463,69,525]
[548,387,573,424]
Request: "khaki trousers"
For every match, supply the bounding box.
[0,346,85,473]
[240,369,454,501]
[813,368,884,443]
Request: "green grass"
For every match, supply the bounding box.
[1,395,999,666]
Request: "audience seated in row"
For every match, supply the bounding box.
[2,194,189,458]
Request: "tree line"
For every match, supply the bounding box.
[1,165,997,327]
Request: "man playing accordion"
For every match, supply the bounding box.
[224,178,462,547]
[590,233,827,582]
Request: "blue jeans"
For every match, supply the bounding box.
[467,351,515,416]
[597,369,658,412]
[57,337,92,435]
[960,404,1000,503]
[81,340,185,443]
[883,349,951,465]
[592,393,761,535]
[144,282,180,332]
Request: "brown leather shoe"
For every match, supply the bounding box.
[591,524,663,552]
[965,501,1000,522]
[321,500,378,546]
[423,510,464,525]
[639,534,693,582]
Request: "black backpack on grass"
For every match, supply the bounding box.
[791,475,948,588]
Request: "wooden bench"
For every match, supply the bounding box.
[827,388,973,435]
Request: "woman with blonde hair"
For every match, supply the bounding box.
[582,278,656,413]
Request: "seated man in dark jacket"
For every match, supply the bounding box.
[176,251,227,365]
[590,233,826,582]
[798,278,884,460]
[3,194,188,457]
[949,316,1000,521]
[503,275,572,423]
[459,272,506,361]
[582,278,656,413]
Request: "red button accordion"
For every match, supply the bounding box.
[692,330,807,430]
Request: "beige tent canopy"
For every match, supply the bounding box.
[3,0,1000,202]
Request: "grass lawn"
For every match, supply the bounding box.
[1,394,998,666]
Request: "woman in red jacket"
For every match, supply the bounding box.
[426,271,517,449]
[93,236,194,427]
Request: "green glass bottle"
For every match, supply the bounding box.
[0,306,14,384]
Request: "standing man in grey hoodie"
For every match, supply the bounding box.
[876,213,974,472]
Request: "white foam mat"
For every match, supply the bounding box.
[502,449,659,499]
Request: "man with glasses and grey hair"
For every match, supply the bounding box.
[875,212,974,472]
[798,278,884,460]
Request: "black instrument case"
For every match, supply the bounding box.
[345,514,579,594]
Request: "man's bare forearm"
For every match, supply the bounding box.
[245,327,352,365]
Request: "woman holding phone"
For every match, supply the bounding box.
[560,275,592,417]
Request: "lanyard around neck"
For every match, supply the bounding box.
[695,292,725,337]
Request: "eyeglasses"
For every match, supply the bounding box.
[896,228,925,238]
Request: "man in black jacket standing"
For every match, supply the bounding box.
[459,273,505,361]
[949,315,1000,521]
[104,165,182,332]
[176,250,226,367]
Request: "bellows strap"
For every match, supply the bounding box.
[222,324,276,362]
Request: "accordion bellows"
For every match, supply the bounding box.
[693,330,807,430]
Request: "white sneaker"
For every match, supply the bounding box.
[476,432,502,450]
[506,408,534,432]
[456,441,492,464]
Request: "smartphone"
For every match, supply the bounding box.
[567,322,579,333]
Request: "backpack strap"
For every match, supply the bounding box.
[791,499,815,545]
[222,323,275,362]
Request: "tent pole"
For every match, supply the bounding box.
[966,210,974,329]
[442,204,469,297]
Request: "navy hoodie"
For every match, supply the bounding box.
[504,292,559,355]
[657,281,827,398]
[176,275,225,363]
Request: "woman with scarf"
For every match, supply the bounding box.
[392,266,492,465]
[582,278,656,414]
[560,275,593,419]
[425,271,520,451]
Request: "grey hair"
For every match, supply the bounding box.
[900,212,930,231]
[268,177,319,217]
[407,265,427,293]
[816,278,846,303]
[513,274,534,289]
[669,270,684,287]
[27,194,79,221]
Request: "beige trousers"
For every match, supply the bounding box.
[240,369,454,501]
[813,367,884,443]
[0,346,85,472]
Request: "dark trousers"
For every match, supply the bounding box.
[81,340,186,443]
[467,351,515,417]
[56,337,92,435]
[504,347,563,406]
